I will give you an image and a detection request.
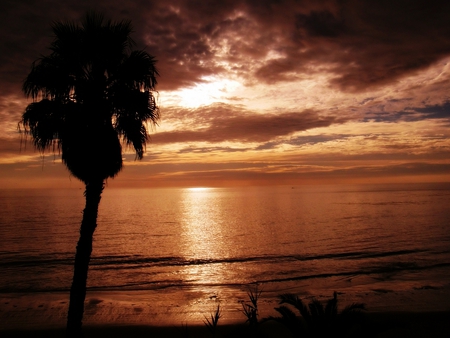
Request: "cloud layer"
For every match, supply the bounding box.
[1,0,449,187]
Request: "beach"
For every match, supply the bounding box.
[1,285,450,337]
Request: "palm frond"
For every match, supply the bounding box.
[113,90,159,159]
[20,99,66,151]
[23,55,74,101]
[341,302,366,315]
[273,305,298,321]
[113,50,158,90]
[308,298,325,318]
[107,18,135,51]
[324,291,338,318]
[50,20,81,55]
[79,12,134,69]
[115,117,148,159]
[269,292,367,337]
[279,293,310,320]
[269,306,304,337]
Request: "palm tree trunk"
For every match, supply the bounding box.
[66,179,104,337]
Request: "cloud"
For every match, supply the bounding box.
[248,0,450,91]
[178,146,247,154]
[255,134,349,150]
[119,161,450,187]
[1,0,450,187]
[2,0,450,95]
[0,137,24,158]
[363,101,450,123]
[153,104,349,144]
[412,102,450,120]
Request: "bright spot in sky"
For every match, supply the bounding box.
[171,76,241,108]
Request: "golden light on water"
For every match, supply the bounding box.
[186,187,212,192]
[179,187,229,286]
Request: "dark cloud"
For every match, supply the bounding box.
[154,104,348,144]
[363,102,450,122]
[249,0,450,91]
[3,0,449,96]
[412,102,450,120]
[296,10,345,37]
[331,0,450,91]
[254,141,280,151]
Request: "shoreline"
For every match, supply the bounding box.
[1,287,450,337]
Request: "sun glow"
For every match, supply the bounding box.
[167,76,241,108]
[179,186,230,286]
[186,187,212,192]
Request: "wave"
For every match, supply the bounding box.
[87,261,450,292]
[0,248,429,269]
[260,262,450,284]
[1,248,449,293]
[3,261,448,294]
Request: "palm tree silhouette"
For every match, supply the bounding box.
[269,292,366,338]
[19,12,159,337]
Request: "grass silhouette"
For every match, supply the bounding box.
[204,304,222,337]
[241,285,262,326]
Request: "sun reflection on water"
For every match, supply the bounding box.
[186,187,212,192]
[179,187,230,287]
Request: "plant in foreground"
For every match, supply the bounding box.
[204,304,222,336]
[241,285,262,326]
[268,292,366,338]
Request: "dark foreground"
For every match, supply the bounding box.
[1,312,450,338]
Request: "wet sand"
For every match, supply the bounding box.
[1,287,450,337]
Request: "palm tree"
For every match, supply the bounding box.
[19,12,159,337]
[268,292,366,338]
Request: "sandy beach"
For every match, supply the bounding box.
[1,286,450,337]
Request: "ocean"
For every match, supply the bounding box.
[1,183,450,326]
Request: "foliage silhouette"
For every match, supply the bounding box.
[19,11,159,337]
[268,292,366,338]
[241,285,262,326]
[204,304,222,337]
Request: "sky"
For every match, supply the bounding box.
[1,0,450,189]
